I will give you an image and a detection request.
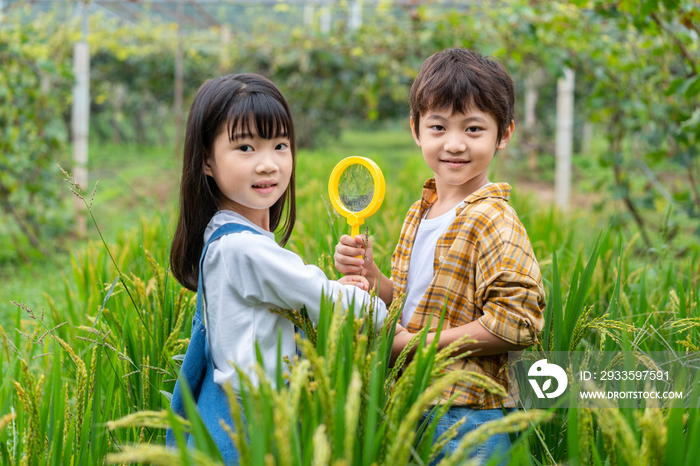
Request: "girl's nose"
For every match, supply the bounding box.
[256,150,279,173]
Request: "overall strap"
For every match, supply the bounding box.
[196,223,262,320]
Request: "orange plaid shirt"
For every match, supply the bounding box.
[391,179,546,408]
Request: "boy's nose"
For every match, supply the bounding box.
[444,136,466,153]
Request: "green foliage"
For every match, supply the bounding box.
[0,20,71,260]
[5,1,700,261]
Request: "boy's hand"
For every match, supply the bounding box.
[334,234,374,277]
[338,274,370,291]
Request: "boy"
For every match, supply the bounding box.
[334,48,546,465]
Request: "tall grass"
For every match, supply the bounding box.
[0,146,698,465]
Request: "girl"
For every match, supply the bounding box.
[166,73,387,464]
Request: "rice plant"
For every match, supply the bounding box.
[1,153,699,465]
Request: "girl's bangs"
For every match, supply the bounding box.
[226,92,292,142]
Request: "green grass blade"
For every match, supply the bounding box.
[551,252,564,352]
[180,376,223,462]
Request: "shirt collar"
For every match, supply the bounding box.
[420,178,511,215]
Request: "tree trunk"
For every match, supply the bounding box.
[610,113,652,249]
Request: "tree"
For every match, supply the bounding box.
[0,21,71,259]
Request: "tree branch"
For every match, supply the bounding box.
[609,114,653,249]
[650,12,698,77]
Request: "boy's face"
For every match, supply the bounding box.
[411,107,513,199]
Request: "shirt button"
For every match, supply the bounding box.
[458,201,466,208]
[439,255,445,262]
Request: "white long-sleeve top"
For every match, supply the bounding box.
[202,210,387,390]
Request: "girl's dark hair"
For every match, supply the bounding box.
[409,48,515,144]
[170,73,297,291]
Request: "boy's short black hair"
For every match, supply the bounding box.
[409,48,515,144]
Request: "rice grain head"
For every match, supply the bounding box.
[590,403,638,466]
[106,410,190,432]
[386,371,471,466]
[0,413,17,433]
[429,415,465,464]
[435,410,553,466]
[312,425,331,466]
[106,444,223,466]
[271,390,294,466]
[344,370,363,464]
[638,397,666,466]
[578,407,594,466]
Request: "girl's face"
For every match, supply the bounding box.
[205,123,292,230]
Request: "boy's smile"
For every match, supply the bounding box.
[411,108,513,209]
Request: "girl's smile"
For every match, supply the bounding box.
[205,125,292,230]
[252,179,278,194]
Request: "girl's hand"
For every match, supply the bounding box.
[338,274,370,291]
[391,327,414,365]
[334,234,374,277]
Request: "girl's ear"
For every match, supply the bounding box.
[497,120,515,150]
[204,156,214,177]
[410,116,421,147]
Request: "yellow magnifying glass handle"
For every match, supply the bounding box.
[328,156,385,254]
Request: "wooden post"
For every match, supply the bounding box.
[524,69,540,170]
[72,1,90,237]
[320,2,331,34]
[304,4,314,28]
[220,26,231,72]
[174,0,184,160]
[555,67,575,211]
[349,1,362,30]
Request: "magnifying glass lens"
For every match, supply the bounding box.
[338,164,374,213]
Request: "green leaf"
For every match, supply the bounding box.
[685,75,700,98]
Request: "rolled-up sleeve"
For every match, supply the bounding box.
[477,270,545,346]
[472,208,546,347]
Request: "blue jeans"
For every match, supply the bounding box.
[422,406,516,466]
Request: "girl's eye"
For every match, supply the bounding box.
[238,145,253,152]
[276,143,289,151]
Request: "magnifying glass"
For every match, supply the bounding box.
[328,156,385,237]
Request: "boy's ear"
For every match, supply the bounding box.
[410,116,421,147]
[497,120,515,150]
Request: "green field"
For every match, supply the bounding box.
[1,125,699,465]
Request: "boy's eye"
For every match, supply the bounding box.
[430,125,445,131]
[238,144,254,152]
[466,126,482,133]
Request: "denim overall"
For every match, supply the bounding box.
[166,223,261,465]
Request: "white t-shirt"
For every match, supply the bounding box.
[202,210,388,390]
[401,207,457,326]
